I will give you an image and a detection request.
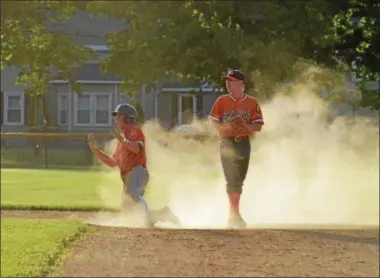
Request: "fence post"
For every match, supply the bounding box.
[85,135,93,166]
[43,119,48,169]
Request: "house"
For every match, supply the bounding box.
[0,11,222,133]
[1,12,377,134]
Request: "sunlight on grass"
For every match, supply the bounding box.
[1,169,108,210]
[1,219,86,277]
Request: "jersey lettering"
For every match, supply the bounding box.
[209,94,264,138]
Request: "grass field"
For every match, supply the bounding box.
[1,168,112,211]
[1,219,87,277]
[0,168,173,276]
[0,168,175,211]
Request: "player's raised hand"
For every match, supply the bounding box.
[110,125,124,143]
[87,133,99,152]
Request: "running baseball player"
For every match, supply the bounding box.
[87,103,181,228]
[209,69,264,228]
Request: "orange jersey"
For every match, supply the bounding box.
[209,94,264,138]
[112,126,147,175]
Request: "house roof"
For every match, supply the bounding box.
[74,63,122,81]
[50,65,225,93]
[49,11,128,45]
[50,63,122,83]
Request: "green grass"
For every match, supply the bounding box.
[0,168,114,211]
[1,219,87,277]
[0,168,175,211]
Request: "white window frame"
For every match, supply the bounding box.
[84,45,109,52]
[73,92,113,127]
[3,92,24,126]
[57,93,68,126]
[93,93,113,126]
[74,93,92,126]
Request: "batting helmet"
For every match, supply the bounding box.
[111,103,138,124]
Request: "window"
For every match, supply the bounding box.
[85,45,109,53]
[74,93,112,126]
[58,94,68,126]
[4,92,24,125]
[95,95,111,124]
[77,95,91,124]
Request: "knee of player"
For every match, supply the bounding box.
[226,184,243,194]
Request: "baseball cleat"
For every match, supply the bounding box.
[227,214,247,229]
[160,206,182,226]
[144,217,156,228]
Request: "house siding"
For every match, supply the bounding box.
[0,91,3,126]
[1,67,27,132]
[51,11,127,46]
[202,94,216,117]
[143,89,157,121]
[0,67,26,93]
[157,93,173,129]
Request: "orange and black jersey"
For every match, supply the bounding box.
[112,126,147,175]
[209,94,264,138]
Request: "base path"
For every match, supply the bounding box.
[2,210,379,277]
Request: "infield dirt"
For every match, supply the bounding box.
[2,210,379,277]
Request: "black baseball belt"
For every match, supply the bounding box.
[221,136,249,143]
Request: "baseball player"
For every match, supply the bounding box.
[87,103,181,228]
[209,69,264,228]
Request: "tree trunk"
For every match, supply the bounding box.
[42,94,51,127]
[25,94,38,127]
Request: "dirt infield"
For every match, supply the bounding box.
[2,210,379,277]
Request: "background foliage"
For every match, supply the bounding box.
[1,0,379,109]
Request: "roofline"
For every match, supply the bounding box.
[48,82,224,92]
[161,87,224,93]
[49,80,122,84]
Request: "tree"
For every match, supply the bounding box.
[1,1,93,95]
[5,0,377,112]
[1,1,93,125]
[325,0,380,110]
[87,0,335,100]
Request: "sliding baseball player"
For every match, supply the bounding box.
[88,103,181,228]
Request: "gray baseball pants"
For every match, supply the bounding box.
[121,166,150,212]
[121,166,178,225]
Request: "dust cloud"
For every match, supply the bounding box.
[90,81,379,229]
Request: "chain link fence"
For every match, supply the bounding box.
[0,133,112,169]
